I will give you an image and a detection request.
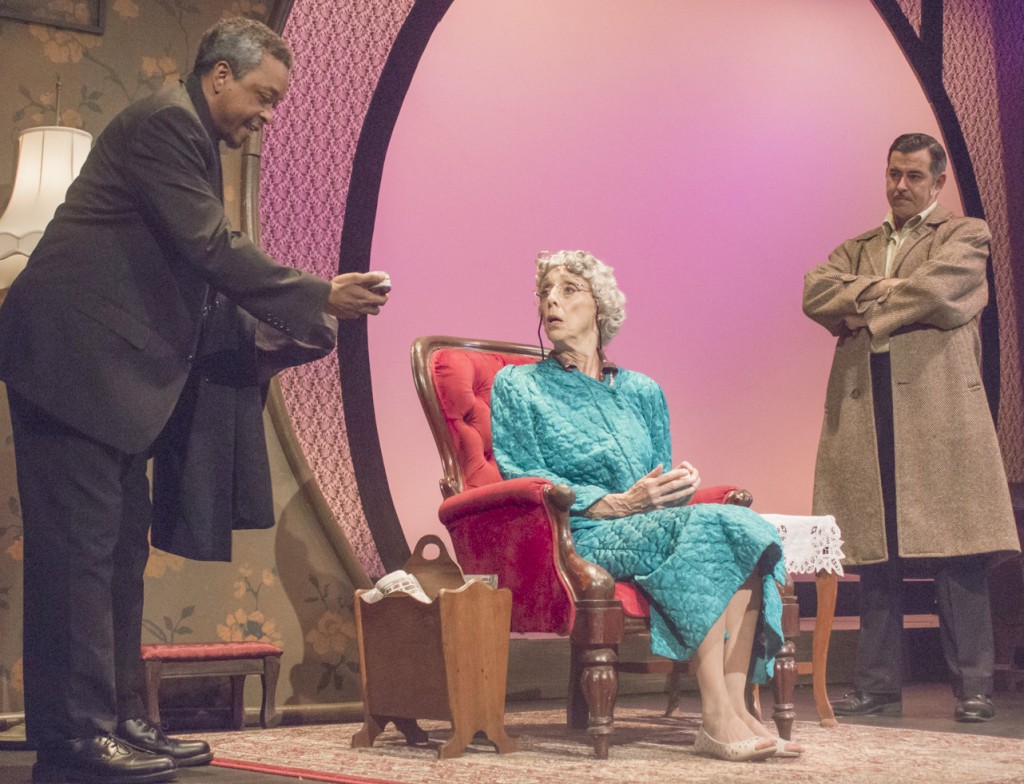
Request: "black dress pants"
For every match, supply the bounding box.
[854,353,994,698]
[9,389,151,747]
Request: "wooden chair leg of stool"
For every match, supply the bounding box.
[143,661,163,726]
[229,675,246,730]
[260,656,281,728]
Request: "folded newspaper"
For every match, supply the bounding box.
[360,570,432,604]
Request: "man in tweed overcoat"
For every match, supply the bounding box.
[803,133,1020,723]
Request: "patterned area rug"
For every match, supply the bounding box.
[190,708,1024,784]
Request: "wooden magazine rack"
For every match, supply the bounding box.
[351,535,518,759]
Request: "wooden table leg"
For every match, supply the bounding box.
[813,570,838,728]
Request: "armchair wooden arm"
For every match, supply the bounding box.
[690,485,753,507]
[439,477,616,634]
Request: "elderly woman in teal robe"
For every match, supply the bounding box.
[491,250,800,762]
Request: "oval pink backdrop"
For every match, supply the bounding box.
[368,0,961,550]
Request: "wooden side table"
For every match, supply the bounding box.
[760,514,845,728]
[351,536,518,760]
[811,570,839,727]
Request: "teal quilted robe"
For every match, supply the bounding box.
[491,358,785,682]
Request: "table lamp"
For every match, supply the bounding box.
[0,125,92,290]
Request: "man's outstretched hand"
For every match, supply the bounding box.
[328,271,389,319]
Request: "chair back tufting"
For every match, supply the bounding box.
[412,337,543,498]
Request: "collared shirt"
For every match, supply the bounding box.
[550,349,619,386]
[882,200,938,276]
[871,200,939,353]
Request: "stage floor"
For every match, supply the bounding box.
[1,682,1022,783]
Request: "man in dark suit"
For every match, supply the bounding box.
[0,17,388,784]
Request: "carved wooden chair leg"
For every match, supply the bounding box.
[765,572,800,740]
[566,597,624,758]
[567,644,589,730]
[770,640,798,740]
[576,645,618,760]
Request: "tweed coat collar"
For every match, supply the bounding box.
[857,203,955,278]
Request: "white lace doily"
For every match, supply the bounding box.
[759,514,846,576]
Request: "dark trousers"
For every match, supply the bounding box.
[854,353,994,698]
[9,389,151,747]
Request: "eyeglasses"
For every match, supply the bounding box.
[536,282,592,301]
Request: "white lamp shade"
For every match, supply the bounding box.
[0,126,92,287]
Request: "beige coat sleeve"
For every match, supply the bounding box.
[864,218,991,340]
[802,237,886,337]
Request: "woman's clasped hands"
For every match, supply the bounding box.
[587,461,700,519]
[630,461,701,512]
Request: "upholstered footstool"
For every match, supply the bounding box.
[140,642,283,729]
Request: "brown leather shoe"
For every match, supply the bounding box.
[32,734,177,783]
[119,718,213,767]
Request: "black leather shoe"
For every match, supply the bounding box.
[119,718,213,767]
[955,694,995,722]
[32,734,176,783]
[830,690,902,716]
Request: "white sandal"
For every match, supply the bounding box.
[694,726,777,762]
[773,737,803,758]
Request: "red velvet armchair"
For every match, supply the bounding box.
[411,335,797,759]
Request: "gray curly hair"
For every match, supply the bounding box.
[535,250,626,345]
[193,17,292,78]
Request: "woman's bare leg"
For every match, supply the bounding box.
[723,575,804,753]
[692,603,775,749]
[722,576,760,722]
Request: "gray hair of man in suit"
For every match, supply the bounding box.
[193,17,293,78]
[887,133,947,180]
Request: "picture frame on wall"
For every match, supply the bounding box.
[0,0,106,35]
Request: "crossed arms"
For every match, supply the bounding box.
[802,217,992,340]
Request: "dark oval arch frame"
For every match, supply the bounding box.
[260,0,1000,571]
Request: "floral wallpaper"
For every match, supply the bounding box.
[0,0,367,720]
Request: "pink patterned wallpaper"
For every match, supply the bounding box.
[895,0,922,35]
[260,0,415,577]
[941,2,1024,477]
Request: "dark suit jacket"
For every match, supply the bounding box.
[0,74,335,453]
[0,75,336,559]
